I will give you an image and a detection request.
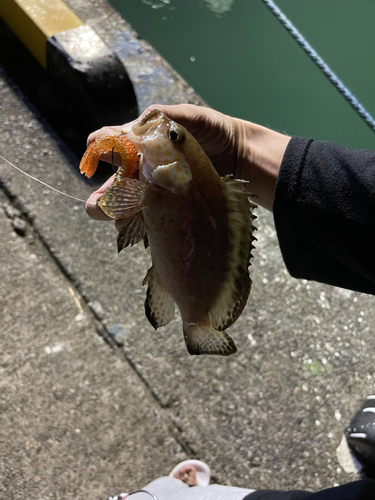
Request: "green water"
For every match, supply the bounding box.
[110,0,375,150]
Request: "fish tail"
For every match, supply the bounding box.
[79,135,138,179]
[183,322,237,356]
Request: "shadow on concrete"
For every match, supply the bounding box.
[0,20,136,184]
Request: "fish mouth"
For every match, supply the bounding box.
[118,108,169,182]
[113,153,142,181]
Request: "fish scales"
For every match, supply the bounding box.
[143,176,229,319]
[80,109,256,356]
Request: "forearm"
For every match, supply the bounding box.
[234,119,291,212]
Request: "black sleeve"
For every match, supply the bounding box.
[243,489,309,499]
[273,137,375,295]
[243,479,375,500]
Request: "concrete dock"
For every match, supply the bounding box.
[1,1,375,498]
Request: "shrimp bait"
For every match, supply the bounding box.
[79,134,138,179]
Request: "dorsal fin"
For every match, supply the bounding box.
[209,177,256,331]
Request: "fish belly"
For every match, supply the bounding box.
[143,183,229,324]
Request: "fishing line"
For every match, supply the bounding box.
[0,156,97,205]
[262,0,375,133]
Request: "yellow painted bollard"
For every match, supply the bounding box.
[0,0,82,67]
[1,0,138,133]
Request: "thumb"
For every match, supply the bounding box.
[85,174,116,220]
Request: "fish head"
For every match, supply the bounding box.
[124,109,200,192]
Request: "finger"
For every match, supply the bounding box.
[144,103,207,135]
[87,114,143,146]
[85,174,116,220]
[86,104,203,149]
[87,126,123,146]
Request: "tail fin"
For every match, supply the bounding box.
[183,323,237,356]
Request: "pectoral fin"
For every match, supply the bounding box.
[143,266,175,329]
[117,211,147,253]
[99,178,147,219]
[183,323,237,356]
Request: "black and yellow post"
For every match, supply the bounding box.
[1,0,138,138]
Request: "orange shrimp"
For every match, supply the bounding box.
[79,134,138,179]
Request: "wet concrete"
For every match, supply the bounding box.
[1,0,375,499]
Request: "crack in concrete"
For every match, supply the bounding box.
[1,183,196,459]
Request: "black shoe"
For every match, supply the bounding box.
[346,395,375,477]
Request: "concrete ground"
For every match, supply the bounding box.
[1,1,375,499]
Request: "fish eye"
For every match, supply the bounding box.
[168,128,185,144]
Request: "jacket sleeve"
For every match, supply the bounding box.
[243,478,375,499]
[273,136,375,295]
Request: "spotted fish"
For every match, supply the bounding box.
[80,109,256,356]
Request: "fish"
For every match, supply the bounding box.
[80,109,256,356]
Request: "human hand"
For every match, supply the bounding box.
[85,103,291,216]
[172,463,198,486]
[86,104,240,176]
[85,104,239,220]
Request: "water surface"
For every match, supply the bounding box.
[110,0,375,149]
